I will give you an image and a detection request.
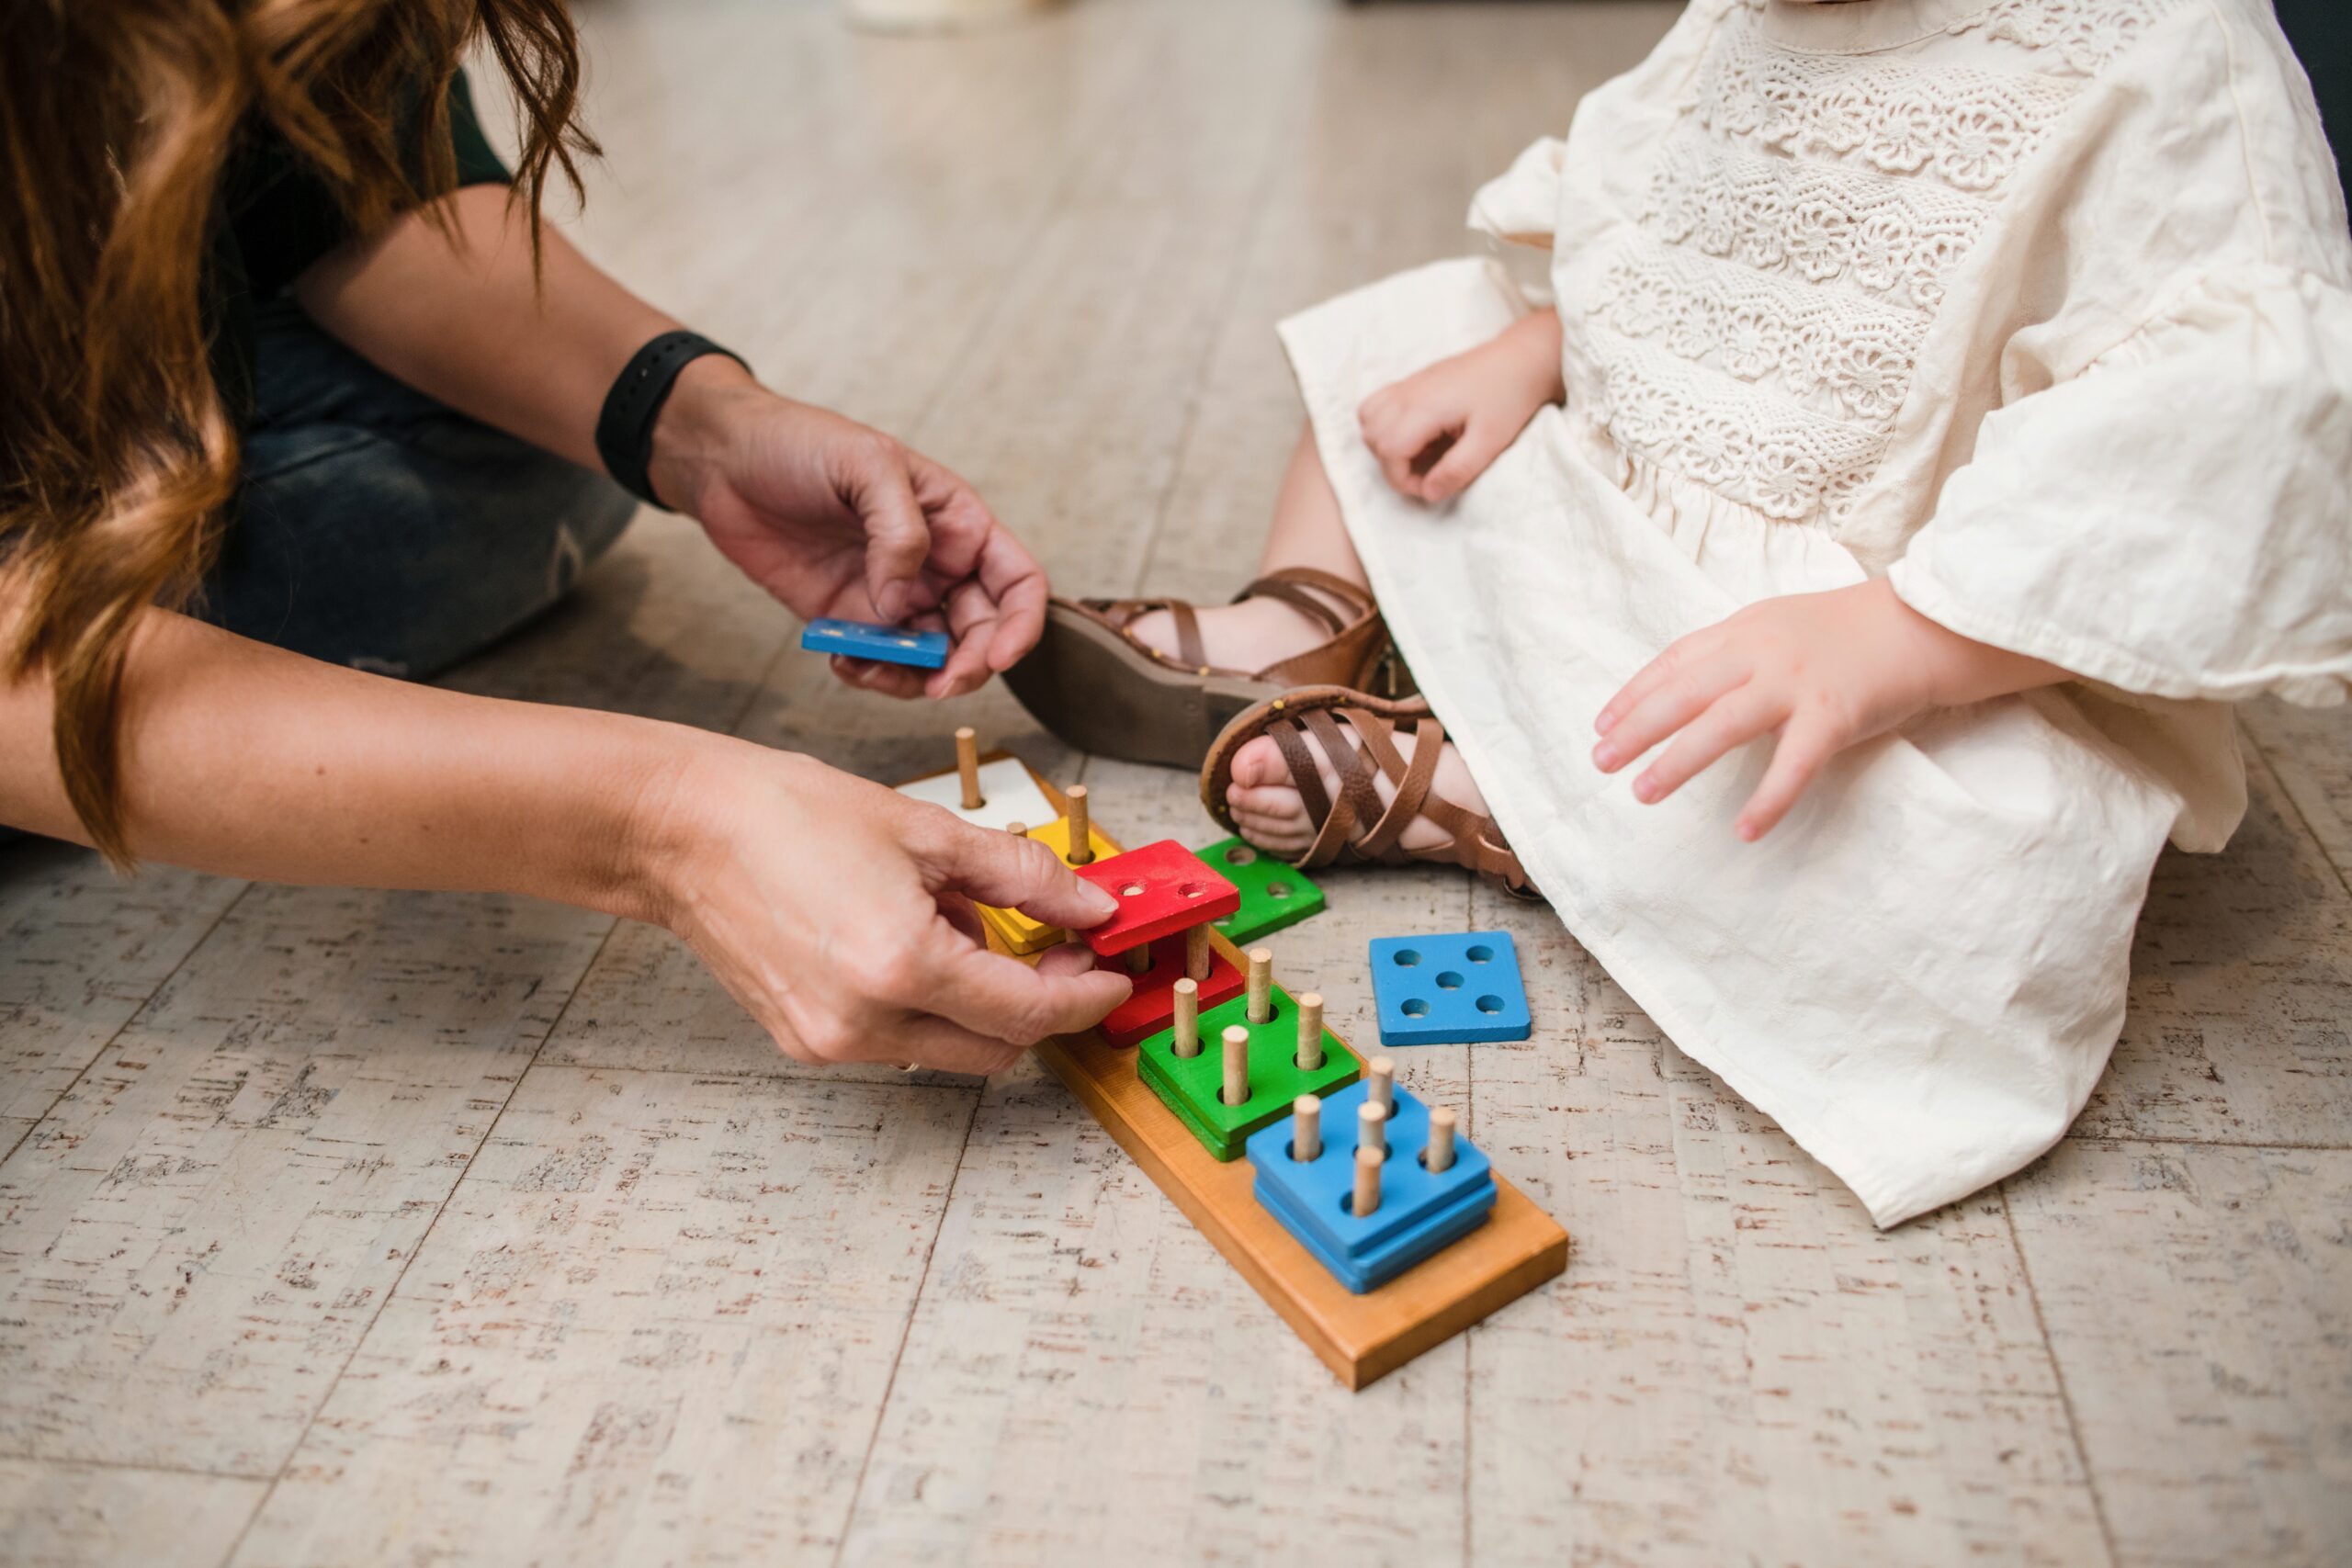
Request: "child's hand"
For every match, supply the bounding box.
[1592,581,2068,840]
[1358,310,1564,504]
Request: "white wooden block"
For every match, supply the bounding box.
[895,756,1058,832]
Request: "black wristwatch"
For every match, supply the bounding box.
[594,330,751,509]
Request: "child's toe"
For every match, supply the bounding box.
[1230,735,1291,790]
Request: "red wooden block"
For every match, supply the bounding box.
[1071,840,1240,955]
[1099,937,1246,1049]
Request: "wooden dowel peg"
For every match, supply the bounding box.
[1222,1024,1250,1107]
[1295,992,1325,1069]
[1246,947,1274,1024]
[955,726,982,808]
[1427,1106,1457,1173]
[1352,1145,1382,1217]
[1367,1055,1395,1117]
[1005,821,1027,838]
[1066,785,1093,864]
[1291,1095,1321,1162]
[1358,1100,1386,1158]
[1172,978,1200,1057]
[1184,924,1212,984]
[1125,944,1152,976]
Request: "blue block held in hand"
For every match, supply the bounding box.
[800,617,951,670]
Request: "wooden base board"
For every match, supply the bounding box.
[900,753,1570,1390]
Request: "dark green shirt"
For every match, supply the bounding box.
[207,69,511,424]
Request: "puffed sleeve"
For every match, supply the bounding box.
[1466,137,1566,249]
[1889,265,2352,706]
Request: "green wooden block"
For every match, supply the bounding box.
[1137,986,1361,1161]
[1197,838,1327,944]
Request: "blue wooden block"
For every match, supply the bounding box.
[1247,1082,1496,1293]
[799,617,951,670]
[1367,931,1532,1045]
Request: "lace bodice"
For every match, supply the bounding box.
[1552,0,2185,526]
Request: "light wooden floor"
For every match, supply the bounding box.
[5,1,2350,1562]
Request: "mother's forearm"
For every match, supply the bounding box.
[0,605,702,919]
[292,186,680,474]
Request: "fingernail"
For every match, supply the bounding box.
[1081,884,1119,921]
[1594,710,1617,735]
[1736,819,1759,841]
[1592,744,1617,771]
[1632,775,1657,803]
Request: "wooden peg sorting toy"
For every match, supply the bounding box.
[955,726,983,809]
[1295,992,1325,1069]
[1222,1024,1250,1107]
[1246,947,1274,1024]
[1427,1105,1457,1173]
[1292,1095,1321,1162]
[1358,1100,1386,1158]
[1368,1056,1396,1117]
[1353,1145,1383,1217]
[1172,977,1200,1057]
[1185,925,1213,984]
[1066,785,1093,865]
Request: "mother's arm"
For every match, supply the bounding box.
[0,588,1128,1072]
[295,186,1046,700]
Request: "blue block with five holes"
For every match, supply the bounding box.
[1368,931,1532,1045]
[799,617,951,670]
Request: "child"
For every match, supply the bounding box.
[1011,0,2352,1224]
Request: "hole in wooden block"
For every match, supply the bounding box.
[1436,971,1464,990]
[1225,844,1259,866]
[1476,994,1505,1014]
[1466,944,1495,963]
[1401,998,1430,1018]
[1392,949,1421,967]
[1120,882,1146,897]
[1177,881,1206,899]
[1265,880,1294,901]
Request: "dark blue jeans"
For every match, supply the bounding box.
[208,300,638,675]
[4,303,636,850]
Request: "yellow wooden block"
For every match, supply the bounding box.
[976,817,1119,953]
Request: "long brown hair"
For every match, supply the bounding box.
[0,0,594,866]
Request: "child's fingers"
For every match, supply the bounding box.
[1369,404,1458,500]
[1419,424,1507,503]
[1632,684,1786,804]
[1598,630,1724,737]
[1736,717,1838,840]
[1593,653,1747,773]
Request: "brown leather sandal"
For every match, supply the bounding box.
[1199,685,1534,897]
[1003,567,1408,770]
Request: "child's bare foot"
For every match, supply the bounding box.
[1225,713,1490,859]
[1125,581,1359,674]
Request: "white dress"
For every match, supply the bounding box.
[1276,0,2352,1224]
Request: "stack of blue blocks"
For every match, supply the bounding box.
[1246,1080,1496,1294]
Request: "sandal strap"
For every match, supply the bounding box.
[1232,567,1374,635]
[1240,699,1532,895]
[1350,711,1445,862]
[1165,601,1207,672]
[1296,706,1384,866]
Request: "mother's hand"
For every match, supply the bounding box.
[649,359,1048,700]
[634,738,1132,1074]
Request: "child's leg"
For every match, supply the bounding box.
[1126,424,1371,671]
[1148,423,1493,858]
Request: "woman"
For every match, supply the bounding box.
[0,1,1128,1073]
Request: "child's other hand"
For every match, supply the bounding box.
[1357,310,1564,504]
[1591,581,2067,841]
